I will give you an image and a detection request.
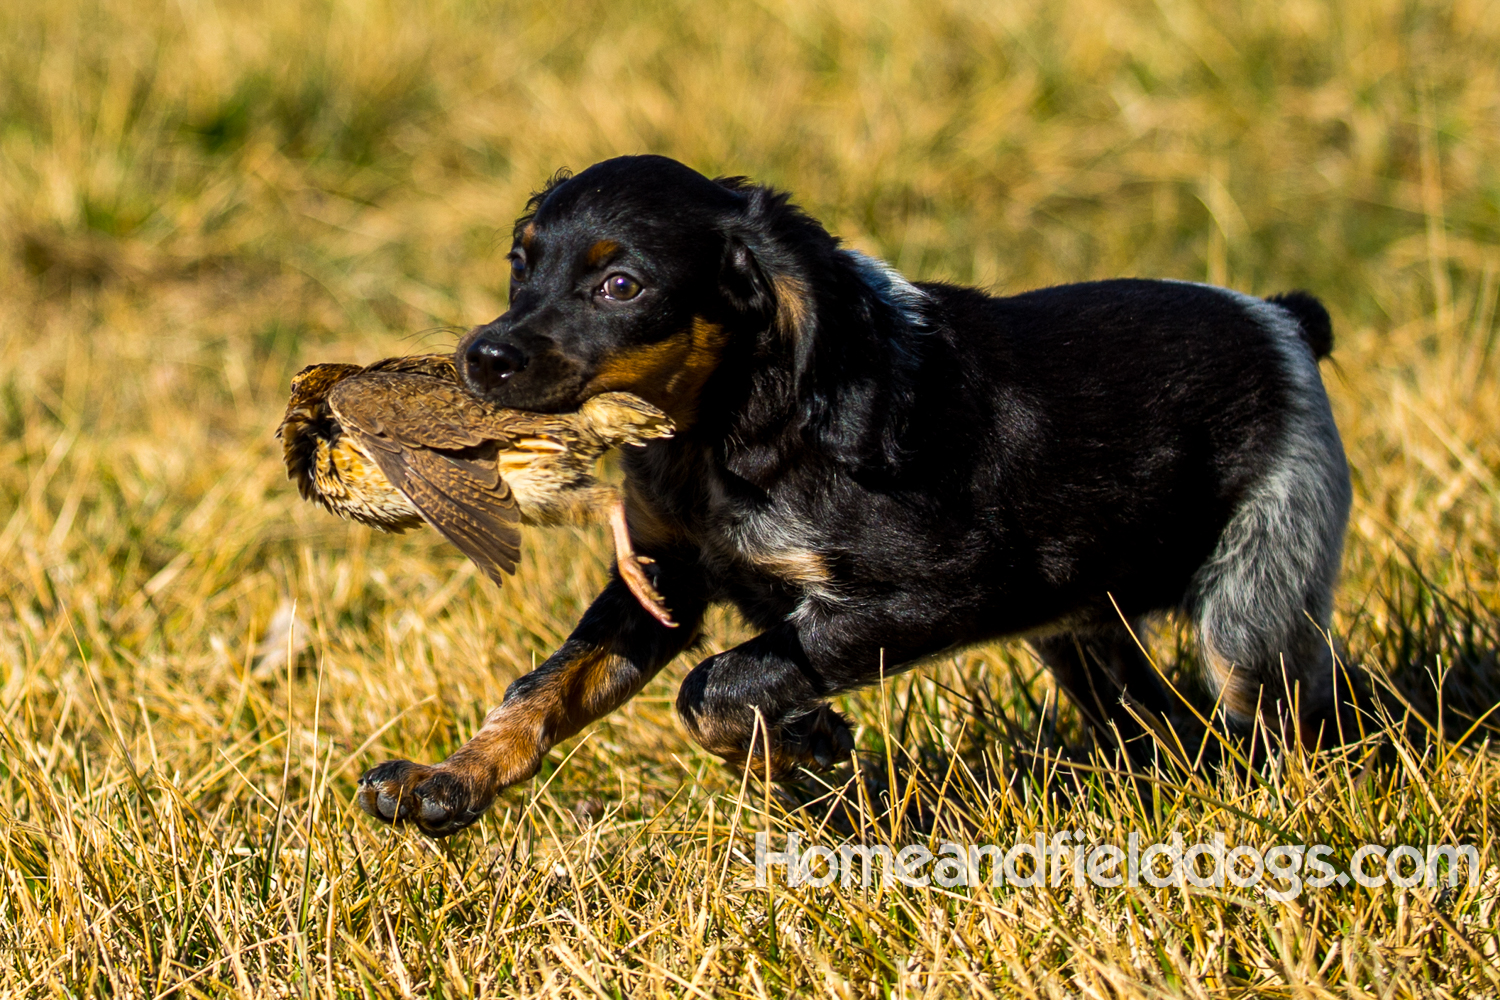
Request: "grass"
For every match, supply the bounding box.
[3,0,1500,994]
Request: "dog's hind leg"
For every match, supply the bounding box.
[1187,296,1354,748]
[1029,621,1177,761]
[1193,581,1348,750]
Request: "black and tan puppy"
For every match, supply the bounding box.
[356,154,1352,836]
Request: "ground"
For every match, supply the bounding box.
[2,0,1500,995]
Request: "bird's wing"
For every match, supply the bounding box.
[362,354,458,380]
[329,371,531,451]
[329,374,523,583]
[387,446,523,584]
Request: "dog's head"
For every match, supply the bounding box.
[456,156,816,423]
[458,155,924,468]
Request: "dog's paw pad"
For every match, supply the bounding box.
[356,761,489,838]
[774,704,856,775]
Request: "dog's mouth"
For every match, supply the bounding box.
[455,337,591,412]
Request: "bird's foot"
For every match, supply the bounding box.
[619,553,677,628]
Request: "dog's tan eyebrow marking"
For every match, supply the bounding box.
[520,222,537,250]
[585,239,620,267]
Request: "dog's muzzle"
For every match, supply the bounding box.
[463,337,529,393]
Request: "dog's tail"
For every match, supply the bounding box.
[1267,290,1333,359]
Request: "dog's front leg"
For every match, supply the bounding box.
[357,563,705,837]
[675,620,867,779]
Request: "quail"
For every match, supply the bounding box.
[278,353,678,626]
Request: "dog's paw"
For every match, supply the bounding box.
[356,760,492,837]
[766,704,855,777]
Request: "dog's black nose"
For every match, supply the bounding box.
[464,339,528,392]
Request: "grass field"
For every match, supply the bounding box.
[3,0,1500,995]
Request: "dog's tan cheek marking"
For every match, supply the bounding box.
[583,317,728,427]
[585,239,620,267]
[661,318,729,413]
[584,332,691,395]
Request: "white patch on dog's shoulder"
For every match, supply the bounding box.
[715,499,848,624]
[840,249,930,333]
[730,510,835,584]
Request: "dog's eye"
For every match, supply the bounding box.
[599,273,643,301]
[509,255,527,283]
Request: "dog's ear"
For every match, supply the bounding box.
[718,184,822,358]
[719,236,776,325]
[717,181,817,345]
[716,182,918,474]
[720,235,821,366]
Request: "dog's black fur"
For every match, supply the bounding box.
[356,155,1352,836]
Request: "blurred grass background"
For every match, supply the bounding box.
[3,0,1500,995]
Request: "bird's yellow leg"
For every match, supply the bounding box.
[608,497,677,627]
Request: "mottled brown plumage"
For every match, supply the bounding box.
[278,354,678,625]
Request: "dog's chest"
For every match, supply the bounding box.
[628,443,843,605]
[697,466,839,599]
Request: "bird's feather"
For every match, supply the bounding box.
[282,356,674,598]
[350,431,523,583]
[329,372,538,451]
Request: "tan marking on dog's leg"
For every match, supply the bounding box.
[747,548,832,588]
[446,645,647,790]
[679,698,851,779]
[1202,643,1259,725]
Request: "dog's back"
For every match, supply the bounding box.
[903,277,1350,738]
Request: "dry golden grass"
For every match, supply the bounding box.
[3,0,1500,995]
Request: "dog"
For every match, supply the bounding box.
[356,154,1353,836]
